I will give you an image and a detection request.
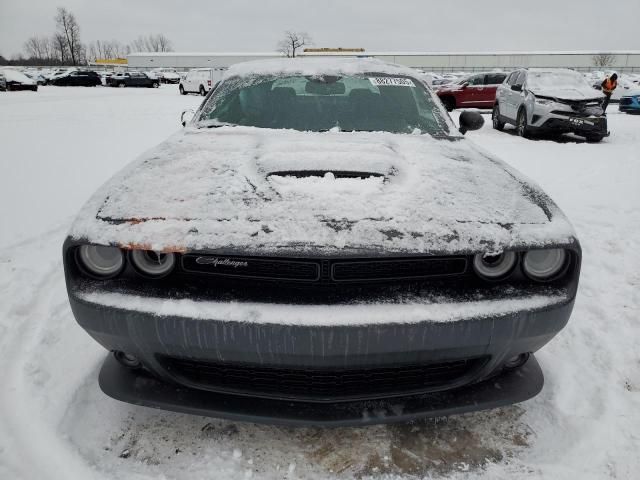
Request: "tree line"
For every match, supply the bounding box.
[1,6,173,66]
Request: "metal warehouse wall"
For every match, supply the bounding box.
[127,53,279,69]
[372,53,640,72]
[127,52,640,72]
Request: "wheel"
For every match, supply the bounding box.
[441,96,456,112]
[492,103,505,131]
[179,85,186,95]
[199,85,206,96]
[516,108,531,138]
[152,82,159,88]
[585,135,604,143]
[118,82,125,88]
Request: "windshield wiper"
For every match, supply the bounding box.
[197,119,237,129]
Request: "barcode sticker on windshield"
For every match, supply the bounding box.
[368,77,415,87]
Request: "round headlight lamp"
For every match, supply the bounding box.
[78,245,124,278]
[473,251,517,280]
[523,248,567,281]
[130,250,175,278]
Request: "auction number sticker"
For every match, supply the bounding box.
[368,77,415,87]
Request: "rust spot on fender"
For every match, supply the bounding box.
[118,243,187,253]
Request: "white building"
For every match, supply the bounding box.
[127,50,640,73]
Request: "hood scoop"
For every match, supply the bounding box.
[267,170,385,179]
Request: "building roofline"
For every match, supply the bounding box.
[128,50,640,58]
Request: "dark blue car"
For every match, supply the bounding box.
[619,91,640,114]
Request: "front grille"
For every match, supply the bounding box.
[551,110,591,118]
[332,257,467,282]
[159,356,488,402]
[182,255,320,281]
[180,254,468,284]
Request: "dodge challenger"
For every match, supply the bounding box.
[64,58,581,426]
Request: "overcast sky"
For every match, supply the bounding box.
[1,0,639,58]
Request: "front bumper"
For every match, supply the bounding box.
[99,352,543,426]
[535,115,607,137]
[69,288,575,425]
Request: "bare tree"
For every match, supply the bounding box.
[130,34,173,53]
[87,39,131,61]
[156,34,173,52]
[277,31,312,58]
[24,36,49,59]
[593,53,615,68]
[52,33,68,64]
[55,7,82,65]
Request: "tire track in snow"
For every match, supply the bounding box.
[0,227,107,480]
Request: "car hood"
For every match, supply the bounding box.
[528,85,604,101]
[70,127,576,255]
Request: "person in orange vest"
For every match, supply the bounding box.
[601,73,618,113]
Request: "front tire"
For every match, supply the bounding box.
[152,82,159,88]
[586,135,604,143]
[118,82,125,88]
[516,108,531,138]
[492,104,505,131]
[199,85,206,96]
[179,85,186,95]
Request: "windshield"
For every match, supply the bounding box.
[197,74,451,136]
[527,71,590,90]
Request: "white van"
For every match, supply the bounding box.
[179,68,225,95]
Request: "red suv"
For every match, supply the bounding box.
[436,72,507,111]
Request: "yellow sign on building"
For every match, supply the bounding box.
[94,58,128,65]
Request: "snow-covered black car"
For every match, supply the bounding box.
[64,58,581,426]
[51,70,102,87]
[0,69,38,91]
[107,71,160,88]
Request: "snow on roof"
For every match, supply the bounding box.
[223,57,419,79]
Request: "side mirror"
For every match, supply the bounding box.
[181,109,195,127]
[460,82,469,89]
[459,111,484,135]
[511,84,522,92]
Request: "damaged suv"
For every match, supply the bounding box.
[64,58,580,426]
[493,68,607,142]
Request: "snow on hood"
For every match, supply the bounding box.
[528,86,604,101]
[70,126,576,256]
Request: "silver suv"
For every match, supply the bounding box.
[493,68,607,142]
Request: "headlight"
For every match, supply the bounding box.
[130,250,176,278]
[522,249,567,281]
[473,251,517,280]
[534,97,556,106]
[78,245,124,278]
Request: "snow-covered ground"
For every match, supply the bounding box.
[0,86,639,480]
